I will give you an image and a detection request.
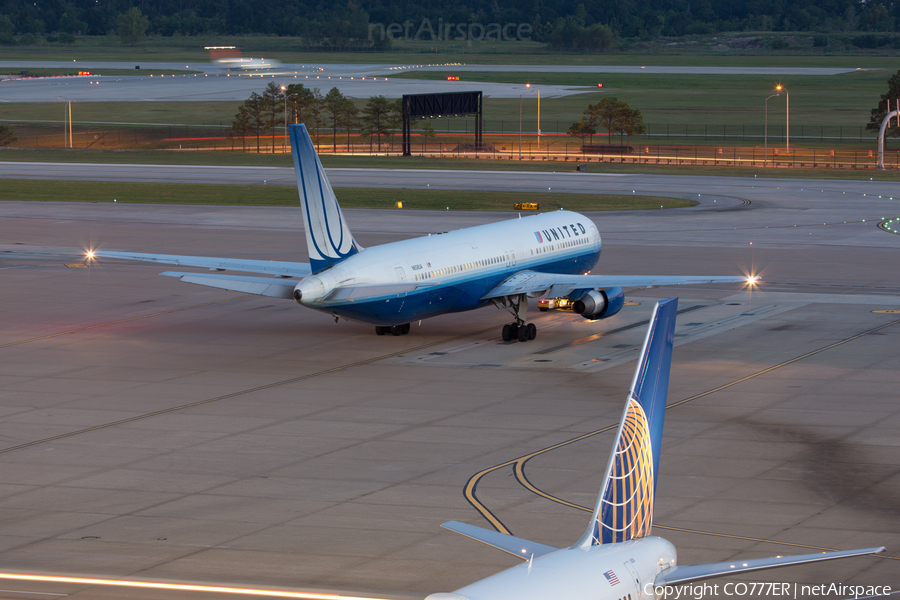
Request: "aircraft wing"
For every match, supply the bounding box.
[94,250,311,278]
[441,521,559,560]
[160,272,298,299]
[481,271,753,300]
[655,546,885,587]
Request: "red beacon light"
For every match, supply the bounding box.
[598,82,603,88]
[446,76,460,81]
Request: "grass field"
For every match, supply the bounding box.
[2,68,892,143]
[396,69,894,130]
[0,178,696,211]
[2,36,900,66]
[1,100,244,127]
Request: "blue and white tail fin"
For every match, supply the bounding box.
[576,298,678,547]
[289,123,362,274]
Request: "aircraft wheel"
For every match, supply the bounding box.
[376,326,387,335]
[391,326,402,336]
[517,324,529,342]
[527,323,537,340]
[509,323,519,339]
[501,324,512,342]
[400,323,411,335]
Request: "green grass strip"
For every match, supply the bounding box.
[0,179,694,212]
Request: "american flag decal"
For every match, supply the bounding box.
[604,570,620,586]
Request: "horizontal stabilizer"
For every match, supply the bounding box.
[161,272,297,299]
[482,271,752,300]
[656,546,885,586]
[96,251,311,278]
[441,521,558,560]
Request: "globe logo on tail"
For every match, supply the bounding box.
[594,397,654,545]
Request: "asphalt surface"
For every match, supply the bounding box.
[3,160,900,249]
[1,166,899,598]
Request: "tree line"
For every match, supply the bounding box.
[230,82,434,153]
[568,98,647,147]
[1,0,898,48]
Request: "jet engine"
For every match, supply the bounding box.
[572,287,625,320]
[293,275,327,305]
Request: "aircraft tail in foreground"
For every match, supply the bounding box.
[435,299,883,600]
[576,296,676,547]
[288,123,362,274]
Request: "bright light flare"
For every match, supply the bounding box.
[0,572,393,600]
[745,275,761,288]
[82,247,98,264]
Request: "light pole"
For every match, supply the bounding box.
[778,85,790,151]
[764,91,780,167]
[281,86,298,153]
[58,96,72,148]
[518,93,522,160]
[526,83,541,143]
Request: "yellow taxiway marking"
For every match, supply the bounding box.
[873,309,900,314]
[466,317,900,557]
[64,263,89,268]
[0,572,391,599]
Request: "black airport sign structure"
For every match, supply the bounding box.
[401,91,483,156]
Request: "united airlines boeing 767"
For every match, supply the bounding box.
[94,124,754,340]
[429,299,884,600]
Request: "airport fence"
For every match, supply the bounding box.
[5,121,898,170]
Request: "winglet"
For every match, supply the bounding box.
[289,123,362,274]
[576,298,678,547]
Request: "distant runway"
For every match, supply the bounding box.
[0,60,881,103]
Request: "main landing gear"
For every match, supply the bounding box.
[501,321,537,342]
[376,323,410,336]
[494,293,537,343]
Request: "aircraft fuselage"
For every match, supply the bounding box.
[296,210,602,326]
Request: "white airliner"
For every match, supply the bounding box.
[95,124,753,341]
[428,299,884,600]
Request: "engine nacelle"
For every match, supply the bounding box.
[294,275,328,305]
[572,287,625,320]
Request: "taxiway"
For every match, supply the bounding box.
[1,169,898,598]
